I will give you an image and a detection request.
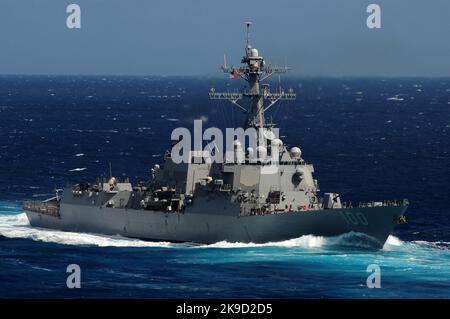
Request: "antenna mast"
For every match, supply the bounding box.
[245,21,252,49]
[210,22,296,130]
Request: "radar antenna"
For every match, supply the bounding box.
[210,22,296,129]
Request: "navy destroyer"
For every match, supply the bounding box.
[23,23,408,247]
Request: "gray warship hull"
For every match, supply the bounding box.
[24,192,407,247]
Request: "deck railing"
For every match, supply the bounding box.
[22,201,60,217]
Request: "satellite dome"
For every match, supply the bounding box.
[290,147,301,159]
[272,138,283,147]
[250,48,259,57]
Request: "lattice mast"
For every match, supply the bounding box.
[209,22,296,130]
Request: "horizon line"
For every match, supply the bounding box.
[1,73,450,79]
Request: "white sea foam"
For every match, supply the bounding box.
[32,193,53,198]
[204,235,328,249]
[382,235,404,251]
[387,95,404,101]
[2,227,175,248]
[0,213,175,247]
[202,232,386,250]
[411,240,450,250]
[68,167,87,172]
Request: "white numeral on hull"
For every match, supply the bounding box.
[340,211,369,226]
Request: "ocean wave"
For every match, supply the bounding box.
[1,227,176,248]
[32,193,54,198]
[411,240,450,250]
[0,204,22,211]
[0,212,29,225]
[0,213,175,248]
[203,235,328,249]
[68,167,87,172]
[384,235,404,247]
[204,232,383,250]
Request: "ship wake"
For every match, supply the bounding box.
[204,232,390,250]
[0,211,176,248]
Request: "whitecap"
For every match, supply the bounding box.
[383,235,404,248]
[201,232,381,250]
[387,96,404,101]
[31,193,53,198]
[202,234,328,249]
[68,167,87,172]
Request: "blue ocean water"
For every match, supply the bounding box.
[0,75,449,298]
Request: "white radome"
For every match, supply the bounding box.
[272,138,283,147]
[290,147,301,159]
